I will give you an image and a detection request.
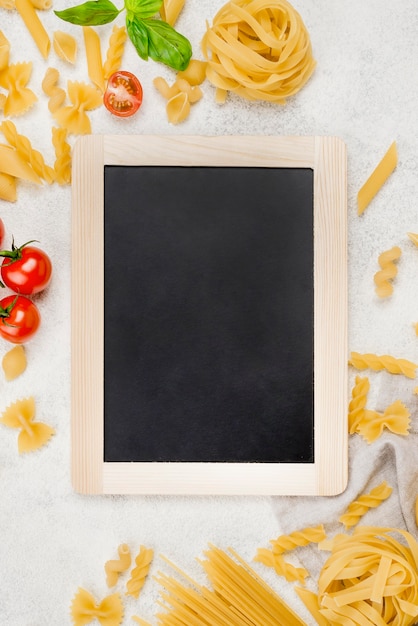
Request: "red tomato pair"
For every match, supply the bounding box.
[0,237,52,344]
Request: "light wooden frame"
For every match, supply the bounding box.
[72,135,347,496]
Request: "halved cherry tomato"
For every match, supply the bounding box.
[0,240,52,295]
[0,295,41,343]
[0,219,4,247]
[104,70,143,118]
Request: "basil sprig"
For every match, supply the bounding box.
[55,0,192,71]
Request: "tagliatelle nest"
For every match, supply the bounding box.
[201,0,316,103]
[317,527,418,625]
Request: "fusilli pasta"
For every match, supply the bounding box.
[374,245,401,298]
[349,351,418,379]
[348,375,370,434]
[104,543,131,587]
[339,481,393,528]
[254,547,308,584]
[103,25,127,81]
[1,120,55,183]
[125,545,153,598]
[52,126,71,185]
[270,525,326,554]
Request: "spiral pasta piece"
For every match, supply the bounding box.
[103,25,127,81]
[42,67,66,113]
[202,0,316,103]
[253,547,308,584]
[348,375,370,434]
[1,121,55,184]
[125,545,153,598]
[269,525,326,555]
[374,245,401,298]
[316,527,418,625]
[349,351,418,379]
[339,481,393,529]
[105,543,131,587]
[356,401,411,443]
[52,127,71,185]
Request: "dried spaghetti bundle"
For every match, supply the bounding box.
[202,0,316,103]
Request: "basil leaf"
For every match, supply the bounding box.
[124,0,162,18]
[126,13,149,61]
[139,18,192,71]
[55,0,120,25]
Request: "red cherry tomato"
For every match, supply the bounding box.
[0,241,52,295]
[0,219,4,247]
[0,295,41,343]
[104,70,143,118]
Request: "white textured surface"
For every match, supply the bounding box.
[0,0,418,624]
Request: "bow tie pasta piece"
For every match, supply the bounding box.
[0,397,55,453]
[356,401,411,443]
[2,345,27,381]
[0,62,37,116]
[53,81,102,135]
[71,588,123,626]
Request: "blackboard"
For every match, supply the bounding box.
[72,135,347,495]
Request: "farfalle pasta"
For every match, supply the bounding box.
[71,588,123,626]
[53,31,77,64]
[201,0,316,103]
[0,62,37,116]
[1,121,55,183]
[374,245,401,298]
[126,545,153,598]
[105,543,131,587]
[0,397,54,453]
[53,81,102,135]
[356,400,411,443]
[42,67,66,113]
[349,351,418,378]
[339,481,393,529]
[103,25,127,81]
[52,126,71,184]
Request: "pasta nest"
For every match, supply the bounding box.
[317,527,418,626]
[201,0,316,103]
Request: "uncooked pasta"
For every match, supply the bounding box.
[0,62,37,116]
[53,31,77,64]
[201,0,316,103]
[125,545,153,598]
[356,400,411,443]
[253,547,308,583]
[0,397,54,453]
[156,546,306,625]
[70,587,123,626]
[348,375,370,434]
[2,345,26,381]
[349,351,418,379]
[103,25,127,81]
[104,543,131,587]
[357,142,397,215]
[339,481,393,529]
[269,524,326,554]
[1,120,55,183]
[374,245,401,298]
[315,527,418,625]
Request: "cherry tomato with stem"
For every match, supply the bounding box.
[103,70,143,118]
[0,239,52,295]
[0,294,41,343]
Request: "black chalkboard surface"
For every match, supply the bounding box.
[71,135,347,495]
[104,166,314,463]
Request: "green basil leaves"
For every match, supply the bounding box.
[126,14,191,71]
[55,0,192,71]
[55,0,121,26]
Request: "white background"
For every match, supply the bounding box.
[1,0,418,624]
